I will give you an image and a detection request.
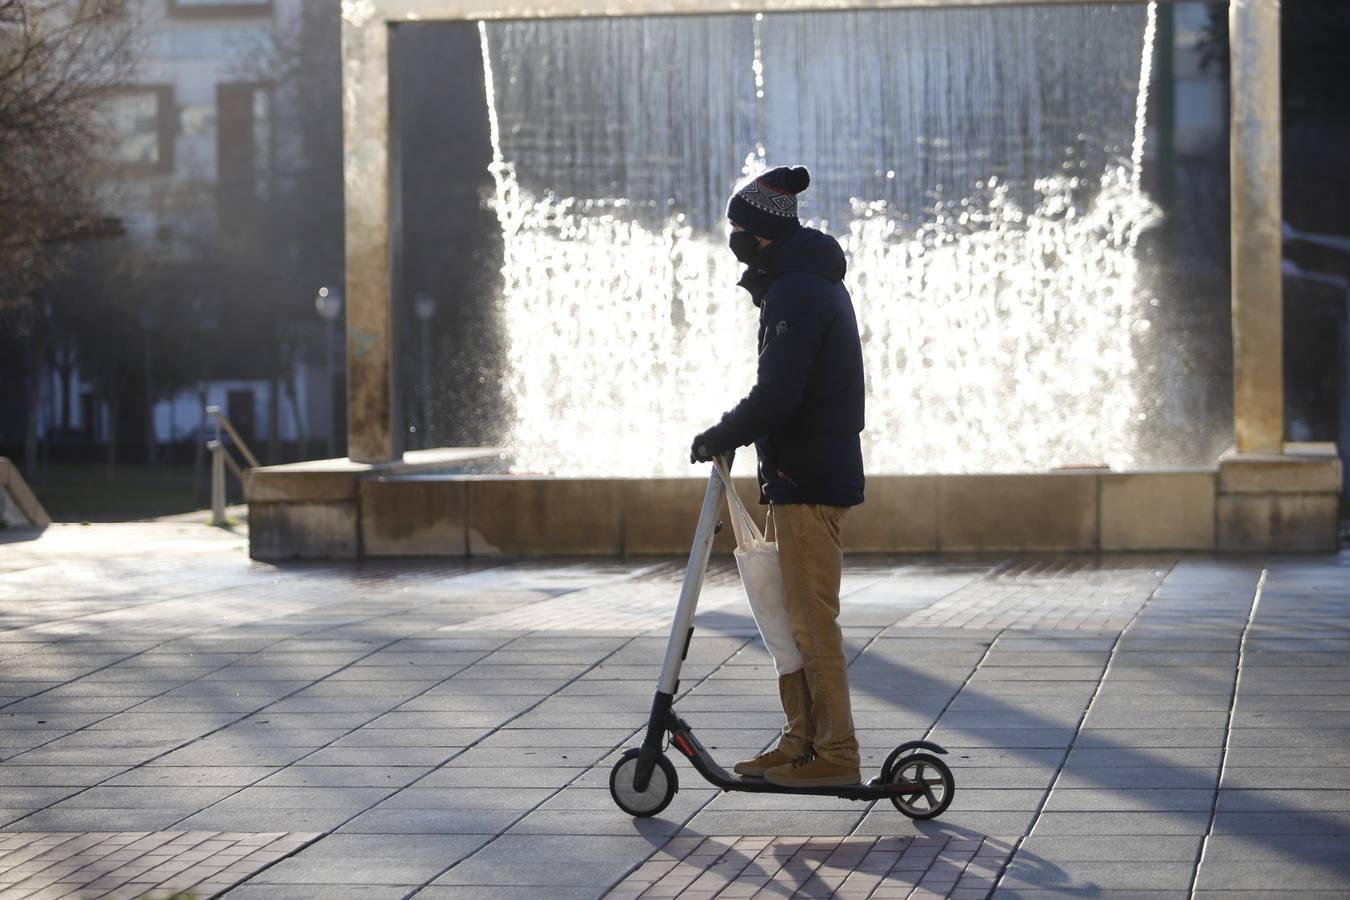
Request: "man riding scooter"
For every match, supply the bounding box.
[691,164,867,789]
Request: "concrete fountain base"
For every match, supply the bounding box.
[244,443,1342,560]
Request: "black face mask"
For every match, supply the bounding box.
[728,230,760,264]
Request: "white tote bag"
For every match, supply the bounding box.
[715,460,804,677]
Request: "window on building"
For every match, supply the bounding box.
[217,82,272,226]
[147,26,271,61]
[94,86,175,173]
[167,0,271,19]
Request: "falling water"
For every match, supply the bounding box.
[478,4,1161,477]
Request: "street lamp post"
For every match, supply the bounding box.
[413,293,435,451]
[141,309,156,467]
[315,286,343,459]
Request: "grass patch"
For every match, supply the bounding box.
[28,462,232,522]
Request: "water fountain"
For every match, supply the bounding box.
[481,5,1161,477]
[244,0,1340,560]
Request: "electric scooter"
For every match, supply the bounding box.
[608,458,956,820]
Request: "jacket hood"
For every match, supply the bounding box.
[761,226,847,282]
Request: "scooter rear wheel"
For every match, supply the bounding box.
[888,752,954,820]
[609,748,678,818]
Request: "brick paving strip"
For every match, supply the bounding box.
[2,525,1347,900]
[0,831,317,899]
[606,834,1017,899]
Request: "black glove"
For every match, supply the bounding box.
[690,431,716,464]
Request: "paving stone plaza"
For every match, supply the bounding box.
[1,523,1348,898]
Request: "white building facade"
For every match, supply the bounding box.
[47,0,336,458]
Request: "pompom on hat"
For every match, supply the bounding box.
[727,165,811,240]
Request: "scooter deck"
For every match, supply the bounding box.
[721,772,925,801]
[668,721,925,801]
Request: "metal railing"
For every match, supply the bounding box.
[206,405,259,526]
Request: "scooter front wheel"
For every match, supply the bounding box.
[609,748,678,818]
[888,752,954,820]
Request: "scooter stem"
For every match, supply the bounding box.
[655,461,727,696]
[634,460,728,792]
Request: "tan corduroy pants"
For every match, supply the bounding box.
[769,502,860,770]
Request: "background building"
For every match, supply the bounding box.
[13,0,344,476]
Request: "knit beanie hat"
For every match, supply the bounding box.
[726,165,811,240]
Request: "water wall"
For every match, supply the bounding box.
[476,3,1163,477]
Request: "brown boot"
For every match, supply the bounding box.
[733,748,794,778]
[776,669,814,760]
[765,753,862,788]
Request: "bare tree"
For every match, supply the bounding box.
[1,0,141,472]
[0,0,139,299]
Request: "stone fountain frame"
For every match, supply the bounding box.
[239,0,1339,560]
[340,0,1283,465]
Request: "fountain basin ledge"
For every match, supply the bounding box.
[244,444,1340,559]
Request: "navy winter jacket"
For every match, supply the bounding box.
[701,226,865,508]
